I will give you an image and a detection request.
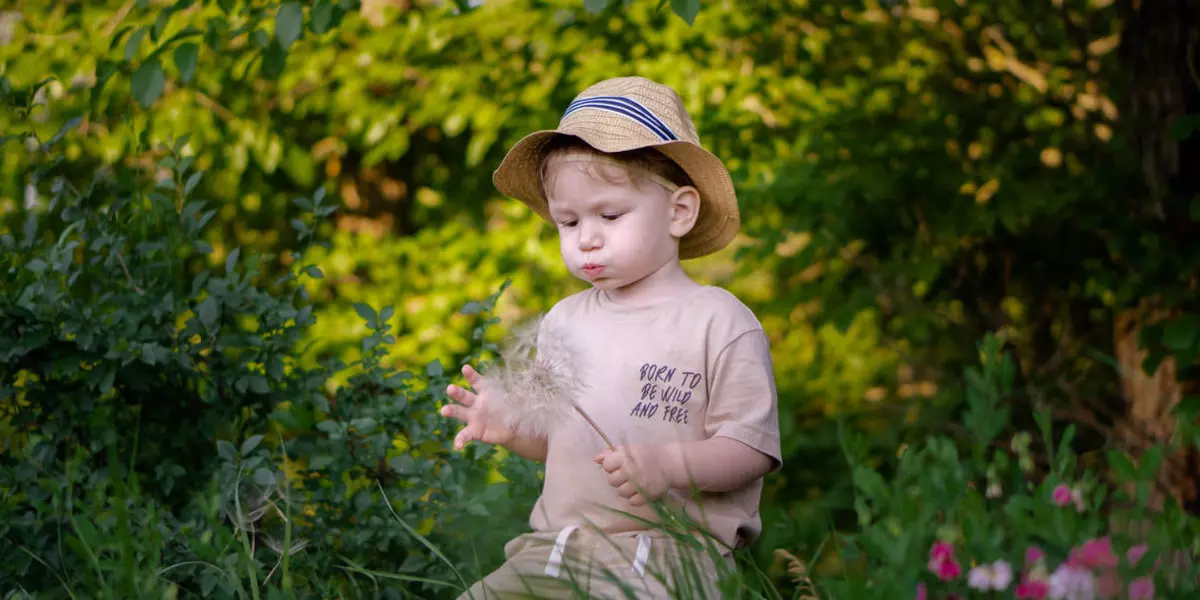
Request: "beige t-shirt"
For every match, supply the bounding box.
[527,285,782,551]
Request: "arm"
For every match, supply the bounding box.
[596,437,776,505]
[503,435,549,463]
[660,436,775,493]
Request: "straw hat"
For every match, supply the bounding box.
[492,76,740,260]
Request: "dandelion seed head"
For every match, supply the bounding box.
[483,314,588,439]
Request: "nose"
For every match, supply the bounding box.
[577,219,603,251]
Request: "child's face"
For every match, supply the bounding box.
[544,160,694,293]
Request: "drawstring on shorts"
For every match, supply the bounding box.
[541,527,654,579]
[632,533,651,576]
[543,526,578,578]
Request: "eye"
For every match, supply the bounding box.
[559,219,578,228]
[601,213,623,221]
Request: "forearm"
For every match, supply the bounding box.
[660,437,773,493]
[503,435,548,462]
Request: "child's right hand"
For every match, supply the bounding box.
[440,364,514,450]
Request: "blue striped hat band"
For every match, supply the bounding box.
[562,95,680,142]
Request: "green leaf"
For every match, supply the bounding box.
[131,60,165,108]
[124,27,147,61]
[263,41,287,79]
[670,0,701,25]
[184,171,203,196]
[311,0,335,33]
[26,258,48,274]
[254,467,276,486]
[197,296,219,331]
[98,368,116,394]
[583,0,611,12]
[217,440,237,462]
[459,301,483,315]
[1107,449,1136,481]
[426,360,443,378]
[249,376,270,394]
[304,265,324,279]
[354,302,377,324]
[1163,314,1200,352]
[380,305,395,323]
[350,417,377,431]
[241,434,264,456]
[1139,445,1165,480]
[309,454,335,469]
[276,3,304,50]
[226,247,240,274]
[174,43,199,84]
[45,116,83,148]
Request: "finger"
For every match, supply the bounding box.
[616,482,637,499]
[445,384,476,407]
[629,494,647,507]
[454,425,478,450]
[600,451,624,473]
[462,364,483,388]
[607,470,628,488]
[441,404,471,423]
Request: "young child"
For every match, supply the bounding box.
[440,76,782,599]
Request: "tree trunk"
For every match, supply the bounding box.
[1114,0,1200,511]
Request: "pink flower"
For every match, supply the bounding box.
[1016,580,1049,599]
[929,540,954,562]
[916,582,927,600]
[936,557,963,581]
[1128,577,1154,600]
[1068,537,1119,570]
[1127,544,1149,566]
[1052,484,1073,507]
[927,540,962,582]
[1026,546,1045,565]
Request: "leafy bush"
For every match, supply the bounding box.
[802,334,1200,599]
[0,77,537,598]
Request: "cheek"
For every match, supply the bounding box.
[557,232,576,258]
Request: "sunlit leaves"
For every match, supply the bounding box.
[174,43,199,84]
[276,3,304,50]
[131,59,165,107]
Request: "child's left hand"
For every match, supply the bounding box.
[594,444,673,506]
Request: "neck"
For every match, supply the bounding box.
[602,257,699,306]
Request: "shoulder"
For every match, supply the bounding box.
[690,286,765,338]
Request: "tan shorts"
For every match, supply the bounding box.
[456,526,734,600]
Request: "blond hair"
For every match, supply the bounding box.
[536,136,694,200]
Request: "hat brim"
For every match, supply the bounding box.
[492,127,740,260]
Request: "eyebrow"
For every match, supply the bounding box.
[549,193,633,213]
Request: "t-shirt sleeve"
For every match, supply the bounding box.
[704,328,783,471]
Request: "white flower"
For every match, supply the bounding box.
[967,560,1013,592]
[1048,564,1096,600]
[986,482,1003,498]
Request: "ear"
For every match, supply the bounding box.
[667,185,701,239]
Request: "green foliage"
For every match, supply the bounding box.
[0,51,531,597]
[821,335,1200,598]
[5,0,1199,597]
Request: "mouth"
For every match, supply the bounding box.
[580,263,605,278]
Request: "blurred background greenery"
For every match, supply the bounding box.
[2,0,1198,596]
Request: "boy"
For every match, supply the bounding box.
[440,76,782,599]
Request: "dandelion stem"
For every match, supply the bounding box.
[570,402,615,450]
